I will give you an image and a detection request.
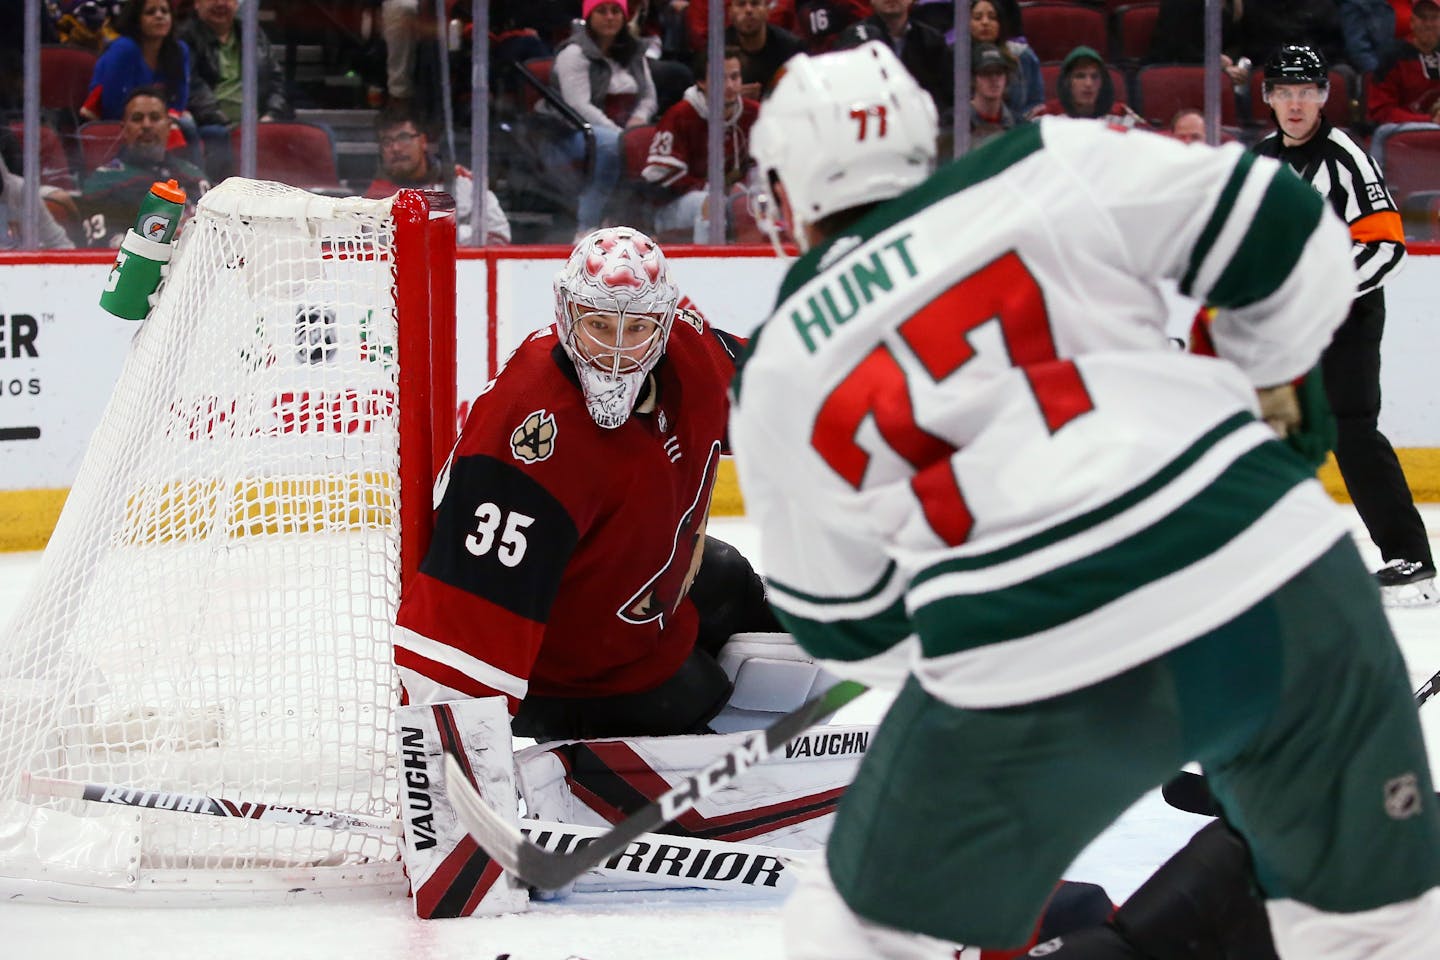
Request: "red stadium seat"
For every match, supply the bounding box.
[1019,3,1108,63]
[520,58,555,113]
[1040,63,1130,104]
[8,121,77,190]
[1136,64,1238,127]
[76,119,125,175]
[1381,129,1440,210]
[1396,189,1440,241]
[621,124,656,179]
[1112,3,1160,65]
[231,122,339,188]
[40,44,98,114]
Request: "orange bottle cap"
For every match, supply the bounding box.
[150,179,187,204]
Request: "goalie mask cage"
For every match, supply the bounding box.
[0,180,456,903]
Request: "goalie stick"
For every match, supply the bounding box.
[22,772,405,836]
[23,773,808,893]
[447,679,870,890]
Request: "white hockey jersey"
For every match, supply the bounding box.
[729,118,1357,709]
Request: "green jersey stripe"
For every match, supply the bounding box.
[769,559,900,607]
[911,439,1315,655]
[912,411,1254,586]
[1180,152,1255,297]
[1206,165,1326,307]
[775,595,912,663]
[775,124,1044,305]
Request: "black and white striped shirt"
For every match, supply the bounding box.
[1254,117,1406,296]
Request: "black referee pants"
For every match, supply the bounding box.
[1321,289,1432,567]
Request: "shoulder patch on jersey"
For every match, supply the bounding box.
[676,306,706,335]
[511,409,558,463]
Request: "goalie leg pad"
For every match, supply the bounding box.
[514,721,872,865]
[396,697,529,918]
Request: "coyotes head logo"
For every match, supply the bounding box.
[511,409,558,463]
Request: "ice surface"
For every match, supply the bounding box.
[1,510,1436,960]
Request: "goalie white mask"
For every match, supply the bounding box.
[750,41,939,252]
[555,227,680,429]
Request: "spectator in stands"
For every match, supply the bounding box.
[1368,0,1440,125]
[0,129,74,250]
[0,6,18,114]
[365,108,511,245]
[910,0,953,33]
[792,0,868,52]
[80,0,192,126]
[544,0,658,236]
[379,0,420,109]
[488,5,555,112]
[1168,107,1207,143]
[77,86,208,247]
[1146,0,1240,66]
[688,0,799,53]
[968,42,1019,148]
[628,0,695,117]
[629,0,693,63]
[835,0,955,125]
[969,0,1043,119]
[1341,0,1400,74]
[179,0,291,182]
[726,0,805,98]
[48,0,122,51]
[1212,0,1348,93]
[492,0,576,49]
[1040,46,1143,124]
[641,45,758,241]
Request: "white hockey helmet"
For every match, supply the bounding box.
[554,226,680,429]
[750,41,938,251]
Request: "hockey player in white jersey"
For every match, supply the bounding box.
[730,41,1440,960]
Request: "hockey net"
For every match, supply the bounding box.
[0,179,456,902]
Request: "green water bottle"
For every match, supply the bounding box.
[99,179,187,321]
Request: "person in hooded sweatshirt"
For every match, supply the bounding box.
[640,44,759,242]
[544,0,658,237]
[1039,46,1146,126]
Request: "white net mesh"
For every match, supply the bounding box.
[0,180,420,899]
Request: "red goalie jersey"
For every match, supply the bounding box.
[394,312,741,711]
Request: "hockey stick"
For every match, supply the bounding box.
[1415,666,1440,709]
[22,773,809,894]
[446,679,869,890]
[21,772,405,837]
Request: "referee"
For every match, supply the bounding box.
[1253,44,1436,605]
